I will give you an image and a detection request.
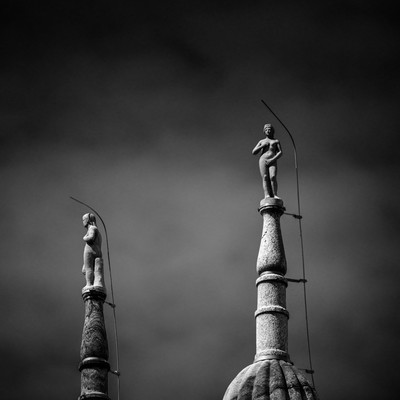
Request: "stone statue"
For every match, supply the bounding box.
[82,213,105,291]
[252,124,283,199]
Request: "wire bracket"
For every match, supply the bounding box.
[286,278,308,283]
[300,368,315,375]
[284,212,303,219]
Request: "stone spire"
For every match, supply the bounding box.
[223,128,318,399]
[79,213,111,400]
[254,198,289,363]
[222,197,318,399]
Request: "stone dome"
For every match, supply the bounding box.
[223,359,318,400]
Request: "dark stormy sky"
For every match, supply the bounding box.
[1,1,399,399]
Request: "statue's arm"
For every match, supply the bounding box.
[267,141,283,164]
[83,226,97,244]
[252,140,264,155]
[274,141,283,160]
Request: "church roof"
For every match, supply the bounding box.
[223,359,318,400]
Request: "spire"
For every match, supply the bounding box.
[254,197,289,363]
[79,213,111,400]
[222,125,319,400]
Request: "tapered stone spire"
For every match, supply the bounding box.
[79,214,110,400]
[222,197,318,399]
[254,198,289,363]
[79,288,110,400]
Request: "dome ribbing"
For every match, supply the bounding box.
[223,359,318,400]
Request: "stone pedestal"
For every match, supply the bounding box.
[256,198,286,276]
[254,198,289,363]
[79,287,110,400]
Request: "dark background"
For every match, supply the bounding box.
[1,1,399,399]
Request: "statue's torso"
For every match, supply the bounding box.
[84,228,102,257]
[260,139,279,160]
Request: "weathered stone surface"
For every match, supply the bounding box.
[79,287,110,400]
[81,365,109,395]
[256,202,286,276]
[255,313,289,361]
[223,360,319,400]
[80,294,109,360]
[256,274,287,308]
[255,273,289,362]
[252,361,269,398]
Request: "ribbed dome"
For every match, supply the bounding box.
[223,359,318,400]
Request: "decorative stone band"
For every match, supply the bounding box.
[256,273,288,287]
[255,305,289,318]
[254,348,290,362]
[79,393,111,400]
[258,197,285,213]
[79,357,110,372]
[82,286,107,302]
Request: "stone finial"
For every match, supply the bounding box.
[252,124,283,199]
[82,213,105,291]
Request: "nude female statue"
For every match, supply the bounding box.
[252,124,283,199]
[82,213,105,290]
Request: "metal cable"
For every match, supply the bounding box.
[71,197,121,400]
[260,101,316,388]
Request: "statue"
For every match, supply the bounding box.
[252,124,283,199]
[82,213,105,291]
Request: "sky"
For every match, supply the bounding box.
[1,1,400,399]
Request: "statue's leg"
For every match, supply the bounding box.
[82,252,86,275]
[270,164,278,198]
[94,258,105,289]
[260,159,273,198]
[83,252,94,287]
[264,167,274,198]
[266,172,274,197]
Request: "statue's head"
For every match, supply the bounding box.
[263,124,274,137]
[82,213,96,228]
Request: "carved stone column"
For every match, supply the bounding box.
[79,287,110,400]
[254,198,290,362]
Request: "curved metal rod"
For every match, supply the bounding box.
[261,100,297,152]
[70,196,121,399]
